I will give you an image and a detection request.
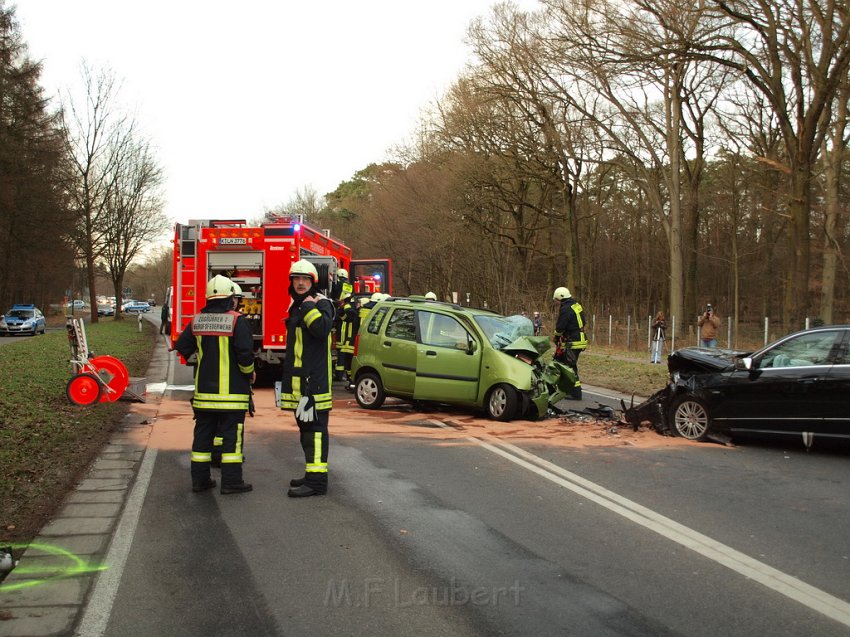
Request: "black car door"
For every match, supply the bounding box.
[817,330,850,437]
[713,329,841,434]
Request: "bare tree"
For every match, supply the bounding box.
[61,64,127,322]
[100,133,167,319]
[698,0,850,325]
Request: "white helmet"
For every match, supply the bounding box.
[290,259,318,283]
[424,291,437,300]
[553,287,570,301]
[206,274,236,299]
[338,268,349,279]
[232,282,243,298]
[380,293,391,301]
[370,292,383,303]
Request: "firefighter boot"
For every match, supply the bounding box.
[289,476,306,487]
[287,484,326,497]
[221,481,253,494]
[220,464,252,494]
[192,478,217,492]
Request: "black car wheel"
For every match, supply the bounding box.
[355,372,385,410]
[669,394,711,441]
[487,384,518,422]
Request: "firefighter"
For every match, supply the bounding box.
[212,282,248,466]
[175,274,254,494]
[358,291,383,323]
[332,268,353,305]
[336,292,359,385]
[553,286,587,400]
[280,259,335,497]
[332,268,354,380]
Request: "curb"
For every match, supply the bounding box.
[0,323,169,637]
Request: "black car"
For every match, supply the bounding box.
[625,325,850,446]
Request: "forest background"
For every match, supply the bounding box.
[2,0,850,351]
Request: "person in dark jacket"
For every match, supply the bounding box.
[175,274,255,494]
[553,286,587,399]
[279,260,336,497]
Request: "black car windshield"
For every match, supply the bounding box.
[473,314,534,350]
[8,310,33,319]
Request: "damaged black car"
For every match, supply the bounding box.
[624,325,850,447]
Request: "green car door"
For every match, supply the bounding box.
[414,310,481,403]
[378,307,417,396]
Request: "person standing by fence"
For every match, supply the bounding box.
[650,311,666,363]
[698,303,721,348]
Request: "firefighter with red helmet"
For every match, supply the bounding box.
[175,274,255,494]
[553,286,587,400]
[280,259,335,497]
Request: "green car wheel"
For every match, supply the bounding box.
[355,372,386,410]
[487,384,518,422]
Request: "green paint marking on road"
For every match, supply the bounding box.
[0,542,107,593]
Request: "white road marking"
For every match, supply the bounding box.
[434,422,850,628]
[74,448,158,637]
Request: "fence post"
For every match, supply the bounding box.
[626,315,631,349]
[763,317,769,346]
[647,315,651,350]
[608,315,612,346]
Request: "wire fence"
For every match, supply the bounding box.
[567,315,833,357]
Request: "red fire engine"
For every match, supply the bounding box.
[169,215,392,371]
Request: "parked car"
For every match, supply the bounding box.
[121,300,151,314]
[65,300,88,310]
[0,304,46,336]
[97,304,115,317]
[624,325,850,446]
[350,296,577,421]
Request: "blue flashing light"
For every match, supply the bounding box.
[374,273,382,280]
[293,223,301,232]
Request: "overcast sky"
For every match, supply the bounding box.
[15,1,538,225]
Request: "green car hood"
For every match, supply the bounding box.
[500,335,578,410]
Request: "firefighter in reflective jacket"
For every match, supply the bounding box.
[175,275,255,494]
[336,294,359,384]
[332,268,354,380]
[280,259,335,497]
[553,286,587,400]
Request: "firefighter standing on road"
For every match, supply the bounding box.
[175,275,255,494]
[280,260,335,498]
[553,286,587,400]
[336,293,358,383]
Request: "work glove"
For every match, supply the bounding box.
[295,395,316,423]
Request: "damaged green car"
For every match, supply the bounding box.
[350,297,578,421]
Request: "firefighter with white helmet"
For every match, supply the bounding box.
[279,259,335,497]
[332,267,355,380]
[175,274,254,494]
[553,286,587,399]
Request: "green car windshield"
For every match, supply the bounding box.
[472,314,534,350]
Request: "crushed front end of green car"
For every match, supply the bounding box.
[501,335,579,417]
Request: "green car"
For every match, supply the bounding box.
[350,297,578,421]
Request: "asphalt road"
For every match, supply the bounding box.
[90,333,850,637]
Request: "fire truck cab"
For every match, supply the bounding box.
[170,215,391,371]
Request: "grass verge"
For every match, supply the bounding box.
[0,318,156,546]
[581,347,670,398]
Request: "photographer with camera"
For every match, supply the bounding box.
[697,303,721,348]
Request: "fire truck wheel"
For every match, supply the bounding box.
[66,373,103,406]
[355,372,385,410]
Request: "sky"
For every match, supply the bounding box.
[15,1,539,225]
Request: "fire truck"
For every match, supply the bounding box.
[169,215,392,371]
